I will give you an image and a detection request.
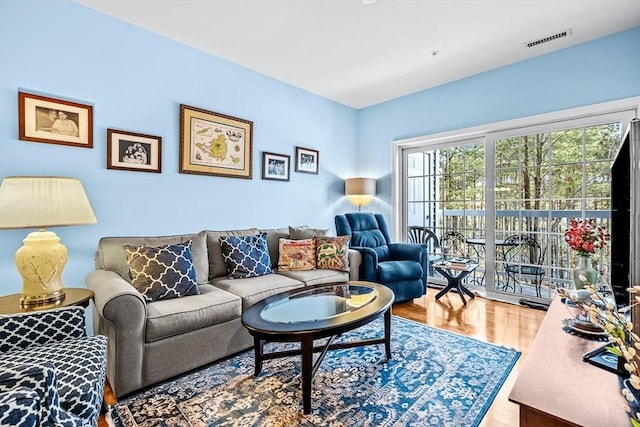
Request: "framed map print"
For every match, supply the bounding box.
[179,104,253,179]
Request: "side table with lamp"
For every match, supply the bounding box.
[0,176,97,309]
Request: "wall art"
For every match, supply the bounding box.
[18,91,93,148]
[179,104,253,179]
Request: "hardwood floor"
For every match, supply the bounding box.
[99,288,546,427]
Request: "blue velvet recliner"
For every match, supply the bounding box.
[335,213,428,302]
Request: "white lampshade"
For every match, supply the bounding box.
[345,177,376,208]
[0,176,97,306]
[0,176,97,229]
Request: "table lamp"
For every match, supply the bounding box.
[345,177,376,211]
[0,176,97,306]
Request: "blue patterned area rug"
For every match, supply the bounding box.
[109,316,520,427]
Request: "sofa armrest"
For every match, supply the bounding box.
[347,249,361,281]
[85,269,146,398]
[350,246,379,282]
[0,307,86,354]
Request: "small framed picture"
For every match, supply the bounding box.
[295,146,319,174]
[179,104,253,179]
[107,129,162,173]
[18,91,93,148]
[262,151,290,181]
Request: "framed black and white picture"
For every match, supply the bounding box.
[107,129,162,173]
[262,151,290,181]
[295,146,319,174]
[19,91,93,148]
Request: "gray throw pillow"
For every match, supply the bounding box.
[289,225,329,240]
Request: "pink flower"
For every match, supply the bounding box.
[564,219,610,255]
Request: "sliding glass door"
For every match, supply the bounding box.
[401,108,635,304]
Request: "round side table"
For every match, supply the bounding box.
[0,288,94,315]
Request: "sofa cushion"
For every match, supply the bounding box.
[315,236,350,272]
[206,229,260,279]
[276,268,349,287]
[211,274,302,310]
[289,225,329,240]
[144,285,241,343]
[278,238,316,271]
[96,232,209,285]
[124,241,199,303]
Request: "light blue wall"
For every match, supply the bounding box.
[0,0,358,296]
[358,27,640,220]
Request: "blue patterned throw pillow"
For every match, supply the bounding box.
[124,240,199,302]
[220,233,273,279]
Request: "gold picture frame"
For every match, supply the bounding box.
[179,104,253,179]
[107,129,162,173]
[18,91,93,148]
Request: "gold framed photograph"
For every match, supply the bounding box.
[18,91,93,148]
[179,104,253,179]
[107,129,162,173]
[295,146,319,174]
[262,151,290,181]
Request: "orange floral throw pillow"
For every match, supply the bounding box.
[316,236,350,272]
[278,238,316,271]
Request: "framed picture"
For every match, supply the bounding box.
[295,146,319,174]
[107,129,162,173]
[18,91,93,148]
[262,152,290,181]
[179,104,253,179]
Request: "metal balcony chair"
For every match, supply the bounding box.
[407,226,442,276]
[501,234,545,297]
[440,231,469,259]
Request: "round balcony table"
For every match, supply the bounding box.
[0,288,94,315]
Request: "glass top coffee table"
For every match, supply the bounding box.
[241,281,394,414]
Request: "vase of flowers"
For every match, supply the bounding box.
[564,219,610,289]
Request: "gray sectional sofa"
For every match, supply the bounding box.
[86,227,360,398]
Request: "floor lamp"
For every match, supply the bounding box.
[345,177,376,212]
[0,176,97,306]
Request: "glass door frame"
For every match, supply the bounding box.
[392,97,639,305]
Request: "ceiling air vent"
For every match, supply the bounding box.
[525,29,572,48]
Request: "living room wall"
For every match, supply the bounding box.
[357,26,640,220]
[0,0,359,296]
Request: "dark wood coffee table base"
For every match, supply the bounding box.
[252,308,391,414]
[242,281,394,414]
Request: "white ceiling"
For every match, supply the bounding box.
[75,0,640,109]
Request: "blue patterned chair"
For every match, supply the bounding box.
[0,306,107,426]
[335,213,428,302]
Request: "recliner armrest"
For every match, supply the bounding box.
[389,243,428,263]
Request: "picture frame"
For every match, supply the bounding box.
[583,344,628,377]
[179,104,253,179]
[18,91,93,148]
[107,129,162,173]
[262,151,290,181]
[295,146,319,174]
